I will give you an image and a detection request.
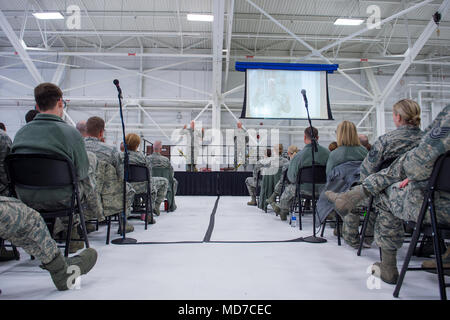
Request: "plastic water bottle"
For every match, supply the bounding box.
[291,213,297,228]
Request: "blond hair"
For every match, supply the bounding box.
[125,133,141,151]
[392,99,421,127]
[336,121,360,147]
[288,145,299,155]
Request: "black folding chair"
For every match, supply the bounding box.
[357,157,397,256]
[129,164,153,228]
[5,153,89,257]
[255,171,261,206]
[0,238,20,260]
[294,165,327,230]
[393,151,450,300]
[320,212,342,245]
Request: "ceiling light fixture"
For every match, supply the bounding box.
[187,14,214,22]
[334,18,364,26]
[32,12,64,20]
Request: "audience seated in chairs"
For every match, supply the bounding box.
[325,104,449,285]
[121,133,169,219]
[149,140,178,212]
[272,127,330,221]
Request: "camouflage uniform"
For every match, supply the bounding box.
[245,157,272,197]
[0,130,12,196]
[148,151,178,195]
[175,127,203,172]
[279,143,329,211]
[0,196,59,264]
[343,125,424,247]
[360,105,450,251]
[123,151,169,209]
[234,128,248,170]
[85,137,135,217]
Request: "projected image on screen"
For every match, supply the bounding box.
[245,69,330,119]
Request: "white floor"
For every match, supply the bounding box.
[0,196,446,300]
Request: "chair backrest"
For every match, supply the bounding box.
[297,165,327,184]
[128,164,149,183]
[6,153,76,190]
[152,166,173,184]
[429,150,450,193]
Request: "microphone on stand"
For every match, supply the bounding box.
[301,89,308,106]
[113,79,123,99]
[111,79,137,245]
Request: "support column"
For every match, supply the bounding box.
[212,0,225,131]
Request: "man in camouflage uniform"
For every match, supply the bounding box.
[84,116,135,233]
[343,114,424,249]
[266,145,299,210]
[175,121,203,172]
[12,83,99,253]
[234,122,248,171]
[273,128,330,221]
[149,140,177,211]
[326,105,450,284]
[0,196,97,291]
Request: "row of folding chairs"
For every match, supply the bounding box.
[4,153,155,256]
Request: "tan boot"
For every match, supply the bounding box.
[272,203,281,216]
[422,247,450,276]
[279,209,288,221]
[247,196,257,206]
[325,185,369,217]
[265,193,277,206]
[371,249,399,284]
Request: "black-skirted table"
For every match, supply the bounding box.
[174,171,252,196]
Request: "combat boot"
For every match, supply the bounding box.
[153,201,161,216]
[41,249,97,291]
[0,246,18,262]
[371,249,399,284]
[272,203,281,216]
[325,185,369,218]
[247,196,257,206]
[279,209,288,221]
[422,247,450,276]
[265,193,277,206]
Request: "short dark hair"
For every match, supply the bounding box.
[265,149,272,157]
[304,126,318,140]
[34,83,63,111]
[0,122,5,131]
[25,109,40,123]
[86,116,105,137]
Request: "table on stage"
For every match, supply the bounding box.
[174,171,252,196]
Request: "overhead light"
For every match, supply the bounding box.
[187,14,214,22]
[32,12,64,20]
[334,18,364,26]
[222,49,228,52]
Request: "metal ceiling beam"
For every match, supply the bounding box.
[0,9,43,84]
[224,0,235,91]
[245,0,374,98]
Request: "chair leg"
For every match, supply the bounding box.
[106,216,111,245]
[65,215,73,257]
[336,216,341,246]
[358,197,373,256]
[78,212,89,249]
[393,199,428,298]
[429,202,447,300]
[321,220,326,237]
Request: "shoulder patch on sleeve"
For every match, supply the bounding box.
[430,127,450,140]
